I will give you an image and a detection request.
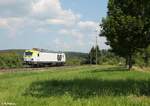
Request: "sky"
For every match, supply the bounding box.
[0,0,109,52]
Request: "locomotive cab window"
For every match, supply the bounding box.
[25,52,33,56]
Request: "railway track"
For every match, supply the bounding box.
[0,67,49,73]
[0,65,80,73]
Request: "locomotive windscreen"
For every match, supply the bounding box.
[25,52,33,56]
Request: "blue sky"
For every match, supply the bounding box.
[0,0,109,52]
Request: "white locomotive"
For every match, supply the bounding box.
[24,48,66,66]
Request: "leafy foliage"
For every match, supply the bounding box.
[65,52,88,65]
[134,46,150,67]
[0,52,23,68]
[100,50,125,65]
[86,46,124,65]
[100,0,150,69]
[86,46,101,64]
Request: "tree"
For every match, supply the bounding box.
[142,46,150,67]
[88,46,101,64]
[100,0,150,70]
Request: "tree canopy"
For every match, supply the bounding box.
[100,0,150,69]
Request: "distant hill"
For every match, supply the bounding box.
[0,49,25,55]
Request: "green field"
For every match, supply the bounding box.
[0,66,150,106]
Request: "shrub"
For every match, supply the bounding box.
[0,52,23,68]
[65,57,86,66]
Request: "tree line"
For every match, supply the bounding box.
[86,46,124,65]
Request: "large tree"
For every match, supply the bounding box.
[100,0,150,69]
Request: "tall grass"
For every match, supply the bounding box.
[0,66,150,106]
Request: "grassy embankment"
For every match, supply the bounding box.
[0,65,150,106]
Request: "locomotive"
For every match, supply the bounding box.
[23,48,66,66]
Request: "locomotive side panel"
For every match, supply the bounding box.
[38,53,58,63]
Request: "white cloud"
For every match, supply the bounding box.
[78,21,98,30]
[59,29,84,40]
[53,38,71,50]
[35,27,51,33]
[0,17,25,37]
[0,0,16,5]
[0,0,108,51]
[31,0,80,26]
[31,0,61,18]
[0,18,8,28]
[0,0,81,31]
[0,0,31,17]
[47,19,67,25]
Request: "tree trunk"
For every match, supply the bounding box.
[125,57,128,68]
[126,55,132,70]
[128,55,132,70]
[144,50,149,67]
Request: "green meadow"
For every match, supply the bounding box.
[0,66,150,106]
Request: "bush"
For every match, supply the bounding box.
[0,52,23,68]
[99,56,125,65]
[65,57,86,66]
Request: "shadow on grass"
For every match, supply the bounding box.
[24,78,150,99]
[104,66,128,71]
[88,66,128,74]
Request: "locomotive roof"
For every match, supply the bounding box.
[26,48,64,53]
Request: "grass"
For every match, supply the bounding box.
[0,65,150,106]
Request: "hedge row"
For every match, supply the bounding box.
[0,52,23,68]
